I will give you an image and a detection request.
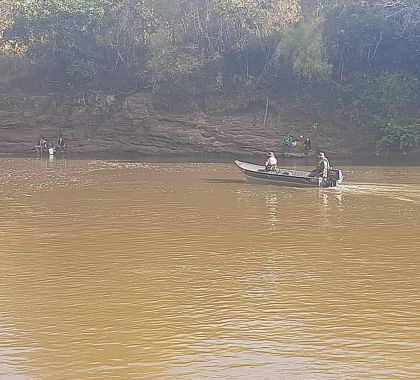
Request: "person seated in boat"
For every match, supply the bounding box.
[310,151,330,178]
[265,152,278,172]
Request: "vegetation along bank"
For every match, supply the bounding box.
[1,0,419,157]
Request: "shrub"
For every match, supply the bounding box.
[376,123,420,153]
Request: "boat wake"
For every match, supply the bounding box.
[336,182,420,204]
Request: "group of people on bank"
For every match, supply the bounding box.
[265,150,331,179]
[281,132,312,154]
[35,132,67,156]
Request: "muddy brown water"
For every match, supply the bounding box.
[0,158,419,379]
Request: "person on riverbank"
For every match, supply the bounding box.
[35,137,47,155]
[57,132,68,151]
[57,132,64,148]
[282,132,293,152]
[303,136,312,153]
[265,152,277,172]
[48,144,56,156]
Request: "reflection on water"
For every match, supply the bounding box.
[0,159,419,379]
[265,193,279,228]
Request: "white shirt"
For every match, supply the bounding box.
[48,147,55,155]
[266,156,277,166]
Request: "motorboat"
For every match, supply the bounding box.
[234,160,344,188]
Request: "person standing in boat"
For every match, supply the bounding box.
[311,151,330,178]
[265,152,278,172]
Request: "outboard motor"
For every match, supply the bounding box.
[327,169,344,187]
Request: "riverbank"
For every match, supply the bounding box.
[0,87,417,160]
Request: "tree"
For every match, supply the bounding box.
[275,20,332,83]
[99,1,157,83]
[146,0,302,94]
[324,0,420,80]
[0,0,17,52]
[379,0,420,41]
[4,0,106,83]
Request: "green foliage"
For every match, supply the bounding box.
[1,0,420,155]
[146,45,203,91]
[337,72,419,124]
[5,0,105,83]
[0,0,15,34]
[275,21,332,82]
[27,0,103,17]
[4,0,156,86]
[0,55,31,84]
[143,0,301,96]
[376,123,420,153]
[324,71,420,152]
[324,1,420,80]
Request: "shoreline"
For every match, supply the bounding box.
[1,88,418,164]
[1,151,419,166]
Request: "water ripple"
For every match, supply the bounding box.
[0,159,419,379]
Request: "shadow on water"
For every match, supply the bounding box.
[203,178,247,184]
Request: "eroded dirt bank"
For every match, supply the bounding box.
[0,89,373,158]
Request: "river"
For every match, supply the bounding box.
[0,157,419,379]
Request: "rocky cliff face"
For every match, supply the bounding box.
[0,89,353,157]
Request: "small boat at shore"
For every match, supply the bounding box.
[283,151,313,158]
[234,160,344,188]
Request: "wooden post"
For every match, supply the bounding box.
[263,97,269,127]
